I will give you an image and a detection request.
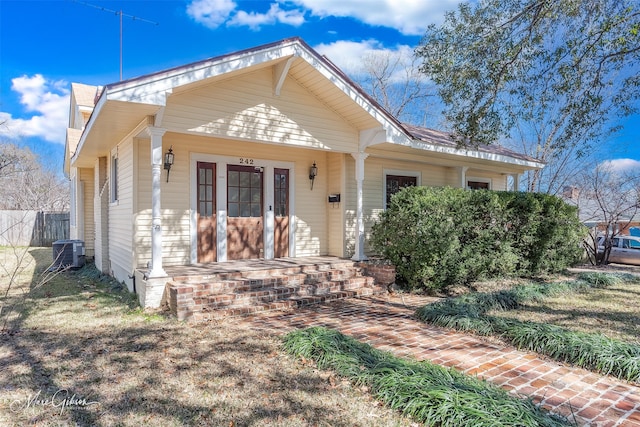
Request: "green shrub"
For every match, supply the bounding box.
[370,187,585,291]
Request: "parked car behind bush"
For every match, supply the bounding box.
[371,187,586,292]
[597,235,640,266]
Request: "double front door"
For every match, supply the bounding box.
[196,162,289,262]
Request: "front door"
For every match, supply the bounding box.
[197,162,216,263]
[274,168,289,258]
[227,165,264,259]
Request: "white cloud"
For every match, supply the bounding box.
[314,39,383,75]
[229,3,305,29]
[187,0,305,30]
[601,158,640,174]
[186,0,237,29]
[314,40,416,79]
[187,0,459,33]
[289,0,460,35]
[0,75,69,145]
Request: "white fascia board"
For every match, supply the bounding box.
[69,90,108,168]
[363,122,542,169]
[107,43,303,106]
[405,139,545,169]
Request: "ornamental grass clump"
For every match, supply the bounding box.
[416,272,640,382]
[283,327,570,427]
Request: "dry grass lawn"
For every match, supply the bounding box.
[485,266,640,344]
[0,247,413,427]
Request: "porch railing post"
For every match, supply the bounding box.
[147,126,167,278]
[351,152,369,261]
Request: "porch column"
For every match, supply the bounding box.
[511,173,521,191]
[457,166,469,189]
[146,126,167,278]
[351,152,369,261]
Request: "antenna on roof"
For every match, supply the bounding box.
[72,0,159,81]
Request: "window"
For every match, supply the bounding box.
[227,165,262,217]
[386,174,417,207]
[197,162,215,218]
[111,154,118,202]
[274,168,289,218]
[467,179,491,190]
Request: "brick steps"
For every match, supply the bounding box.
[167,261,386,321]
[192,286,380,322]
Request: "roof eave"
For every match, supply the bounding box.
[69,89,107,169]
[410,139,545,170]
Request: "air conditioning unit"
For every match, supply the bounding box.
[51,240,85,270]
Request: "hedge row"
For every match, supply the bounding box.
[371,187,585,291]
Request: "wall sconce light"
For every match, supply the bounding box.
[164,146,174,182]
[309,161,318,190]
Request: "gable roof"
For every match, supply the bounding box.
[69,37,544,171]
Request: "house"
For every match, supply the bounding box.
[562,186,640,235]
[65,37,543,308]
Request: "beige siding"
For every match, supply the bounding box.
[134,139,153,268]
[94,157,109,273]
[132,133,516,265]
[135,136,193,268]
[134,133,331,266]
[163,68,359,153]
[293,149,328,257]
[344,158,357,258]
[326,152,345,257]
[79,167,94,256]
[109,139,134,274]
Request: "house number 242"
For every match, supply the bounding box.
[239,158,254,165]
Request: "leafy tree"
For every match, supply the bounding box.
[416,0,640,193]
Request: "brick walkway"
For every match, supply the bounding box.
[237,293,640,427]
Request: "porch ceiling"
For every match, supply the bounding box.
[286,57,382,131]
[73,100,159,168]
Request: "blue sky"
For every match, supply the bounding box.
[1,0,639,175]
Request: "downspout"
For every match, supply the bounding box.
[128,273,136,293]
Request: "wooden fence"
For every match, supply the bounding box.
[0,210,70,247]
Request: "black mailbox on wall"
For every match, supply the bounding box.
[328,194,341,203]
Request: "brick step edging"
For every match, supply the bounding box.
[189,287,385,321]
[202,279,376,309]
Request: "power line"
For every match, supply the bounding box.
[71,0,159,81]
